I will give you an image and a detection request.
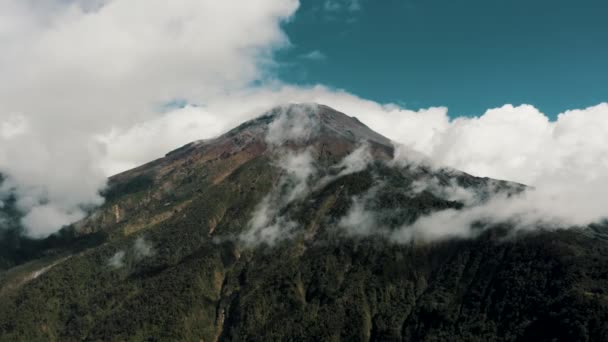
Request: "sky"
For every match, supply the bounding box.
[278,0,608,118]
[0,0,607,237]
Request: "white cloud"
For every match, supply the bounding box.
[266,103,321,146]
[334,143,373,177]
[134,236,154,259]
[21,204,87,238]
[412,103,608,227]
[0,0,298,236]
[242,147,316,245]
[108,250,125,269]
[97,105,230,175]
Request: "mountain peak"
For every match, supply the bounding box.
[225,103,393,149]
[115,103,393,185]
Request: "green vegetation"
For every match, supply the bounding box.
[102,174,155,202]
[1,155,607,342]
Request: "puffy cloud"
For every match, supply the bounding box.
[409,103,608,228]
[97,105,230,175]
[21,204,87,238]
[336,102,608,241]
[0,0,298,236]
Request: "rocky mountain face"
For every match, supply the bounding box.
[1,104,607,341]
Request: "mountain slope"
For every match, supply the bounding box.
[1,104,607,341]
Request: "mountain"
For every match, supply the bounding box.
[1,104,608,341]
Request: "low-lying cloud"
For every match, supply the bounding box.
[341,150,608,243]
[241,148,316,245]
[107,236,155,269]
[134,236,154,259]
[242,111,378,245]
[108,250,125,269]
[265,103,322,146]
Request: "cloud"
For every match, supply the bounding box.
[265,103,321,146]
[300,50,326,61]
[108,250,125,269]
[0,0,299,236]
[242,147,316,245]
[279,149,318,202]
[340,141,608,243]
[107,237,153,269]
[334,143,373,176]
[339,198,377,236]
[242,195,297,246]
[97,105,231,175]
[134,236,154,259]
[339,185,387,237]
[323,0,361,12]
[21,204,87,238]
[401,103,608,228]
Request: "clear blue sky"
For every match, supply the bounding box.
[276,0,608,118]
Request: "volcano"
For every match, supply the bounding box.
[1,104,607,341]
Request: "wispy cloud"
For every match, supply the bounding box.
[134,236,154,259]
[107,236,154,269]
[108,251,125,269]
[324,0,361,12]
[300,50,327,61]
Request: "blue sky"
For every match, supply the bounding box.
[276,0,608,118]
